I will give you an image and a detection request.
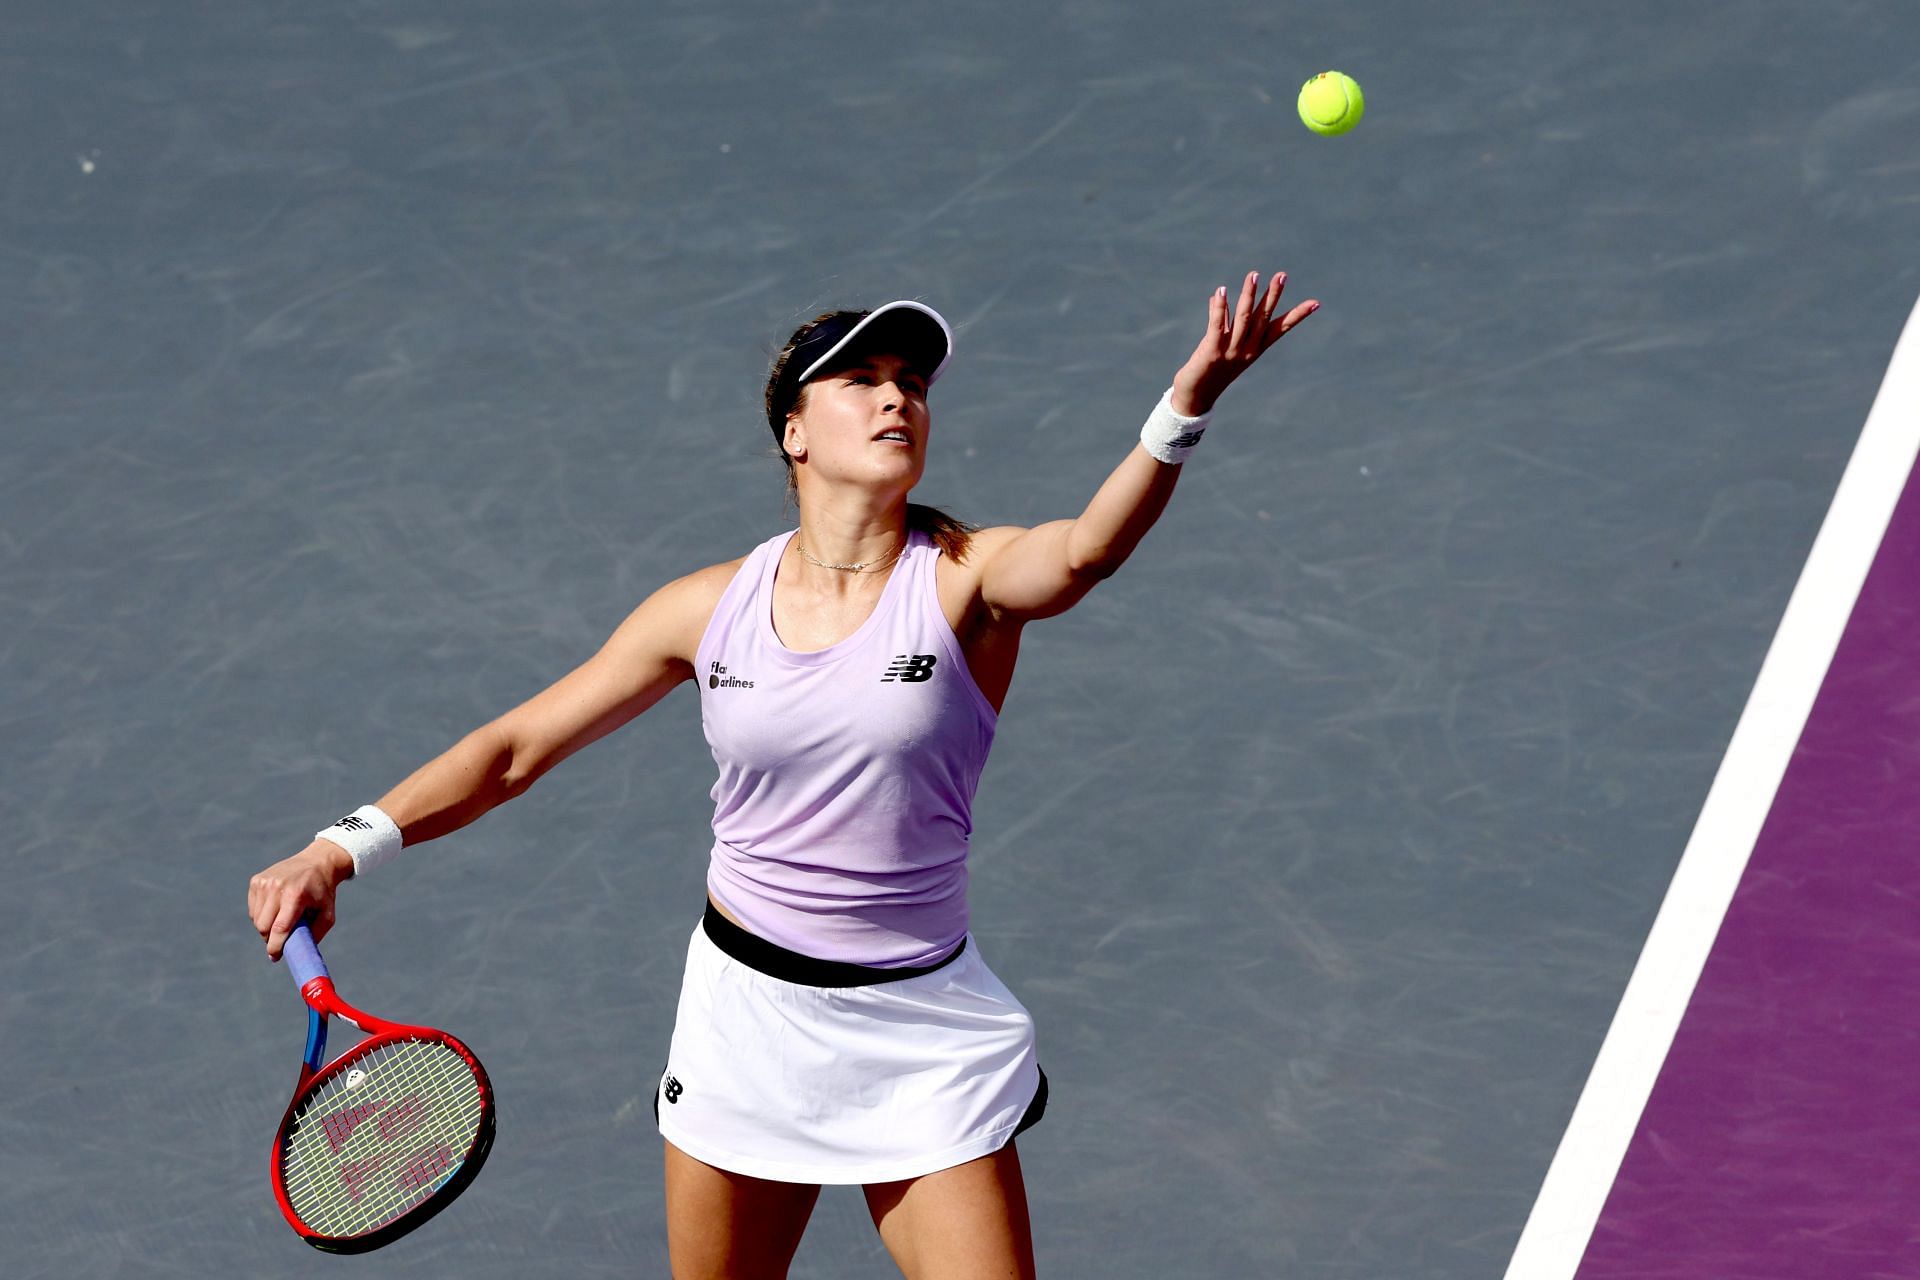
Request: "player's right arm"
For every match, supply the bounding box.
[247,561,737,958]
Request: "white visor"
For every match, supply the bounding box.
[795,300,955,387]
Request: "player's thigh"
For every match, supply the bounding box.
[862,1140,1035,1280]
[664,1139,821,1280]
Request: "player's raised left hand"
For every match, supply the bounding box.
[1170,271,1319,417]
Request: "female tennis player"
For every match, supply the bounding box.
[249,271,1317,1278]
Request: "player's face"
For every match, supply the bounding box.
[786,352,931,488]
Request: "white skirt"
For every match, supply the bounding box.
[655,910,1045,1185]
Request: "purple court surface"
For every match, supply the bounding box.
[6,3,1920,1277]
[1510,301,1920,1277]
[1583,329,1920,1275]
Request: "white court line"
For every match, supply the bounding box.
[1503,293,1920,1280]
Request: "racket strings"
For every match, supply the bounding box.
[282,1037,486,1238]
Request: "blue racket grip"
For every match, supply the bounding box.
[284,920,331,990]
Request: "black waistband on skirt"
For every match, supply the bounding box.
[701,901,967,988]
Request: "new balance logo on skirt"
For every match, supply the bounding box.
[882,654,937,683]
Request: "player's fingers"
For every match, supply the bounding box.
[312,901,337,945]
[249,873,284,938]
[1226,272,1261,357]
[1193,287,1227,359]
[1270,298,1321,342]
[1235,270,1259,318]
[266,899,307,962]
[1262,271,1287,321]
[1248,272,1285,350]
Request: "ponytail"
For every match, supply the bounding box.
[907,503,977,562]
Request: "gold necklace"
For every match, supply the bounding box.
[794,534,903,573]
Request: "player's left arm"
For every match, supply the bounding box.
[978,271,1318,623]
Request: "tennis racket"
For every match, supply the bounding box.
[269,920,495,1253]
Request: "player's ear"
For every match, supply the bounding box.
[784,418,806,461]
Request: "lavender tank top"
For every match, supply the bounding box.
[695,528,999,966]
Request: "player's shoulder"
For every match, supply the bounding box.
[595,554,750,669]
[650,555,750,617]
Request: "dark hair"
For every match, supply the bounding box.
[764,310,977,562]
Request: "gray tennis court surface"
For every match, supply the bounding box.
[6,2,1920,1275]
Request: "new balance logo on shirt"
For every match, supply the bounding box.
[882,654,937,683]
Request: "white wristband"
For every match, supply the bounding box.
[1139,388,1211,464]
[315,804,404,877]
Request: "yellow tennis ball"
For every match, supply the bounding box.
[1298,71,1364,136]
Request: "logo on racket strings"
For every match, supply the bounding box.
[339,1154,388,1202]
[378,1095,431,1141]
[322,1099,389,1154]
[396,1144,456,1191]
[337,1143,456,1202]
[319,1092,429,1153]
